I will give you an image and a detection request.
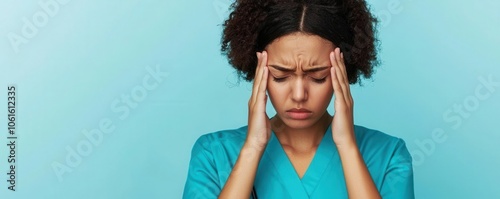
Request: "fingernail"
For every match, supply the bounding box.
[341,52,343,59]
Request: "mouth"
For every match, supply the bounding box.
[285,108,312,120]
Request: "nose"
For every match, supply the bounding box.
[291,78,308,102]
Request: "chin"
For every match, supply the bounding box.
[279,114,319,130]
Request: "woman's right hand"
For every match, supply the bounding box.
[246,51,271,151]
[218,51,271,198]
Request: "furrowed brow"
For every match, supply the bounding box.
[268,65,330,73]
[268,65,295,72]
[303,66,330,73]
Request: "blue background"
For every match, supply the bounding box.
[0,0,499,198]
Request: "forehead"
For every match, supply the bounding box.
[265,33,335,65]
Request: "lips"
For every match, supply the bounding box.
[287,108,312,113]
[286,108,312,120]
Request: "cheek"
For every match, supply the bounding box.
[267,83,283,99]
[310,84,334,104]
[266,83,288,108]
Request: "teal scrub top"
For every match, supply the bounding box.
[183,124,414,199]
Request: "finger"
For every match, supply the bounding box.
[252,51,268,107]
[337,49,353,105]
[341,52,354,104]
[256,65,269,111]
[331,66,347,111]
[333,49,351,105]
[336,48,348,82]
[340,52,346,67]
[259,52,268,95]
[330,54,346,107]
[251,52,264,105]
[331,51,345,94]
[252,52,263,91]
[334,48,347,86]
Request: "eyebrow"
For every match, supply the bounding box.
[268,65,330,73]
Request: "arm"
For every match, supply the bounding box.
[329,48,381,198]
[219,51,271,198]
[218,144,264,199]
[338,143,381,199]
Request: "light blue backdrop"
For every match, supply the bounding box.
[0,0,498,198]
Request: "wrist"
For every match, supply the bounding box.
[336,141,362,163]
[333,135,357,150]
[336,142,359,153]
[334,132,358,151]
[242,142,266,157]
[244,136,268,151]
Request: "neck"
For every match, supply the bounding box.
[271,112,332,152]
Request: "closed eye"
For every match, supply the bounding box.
[272,76,288,82]
[272,76,327,83]
[311,76,327,83]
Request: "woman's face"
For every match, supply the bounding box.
[265,32,335,129]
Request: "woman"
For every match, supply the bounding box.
[183,0,414,198]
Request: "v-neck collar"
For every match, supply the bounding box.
[260,123,336,198]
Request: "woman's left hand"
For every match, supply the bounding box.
[329,47,356,148]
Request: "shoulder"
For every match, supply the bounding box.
[353,126,414,197]
[353,125,411,160]
[184,127,249,199]
[191,125,248,154]
[354,125,406,146]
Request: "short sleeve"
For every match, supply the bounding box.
[380,139,415,199]
[183,135,222,199]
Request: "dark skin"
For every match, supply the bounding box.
[219,33,380,199]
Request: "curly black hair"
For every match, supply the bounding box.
[221,0,379,84]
